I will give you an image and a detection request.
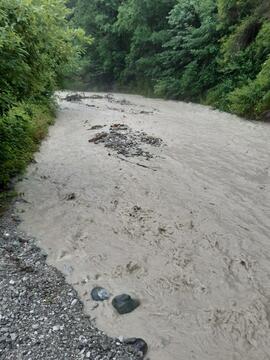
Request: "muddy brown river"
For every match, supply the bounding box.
[15,92,270,359]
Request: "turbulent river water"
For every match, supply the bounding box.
[15,92,270,360]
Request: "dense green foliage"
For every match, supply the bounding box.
[0,0,85,188]
[0,102,55,188]
[71,0,270,118]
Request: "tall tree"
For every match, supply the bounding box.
[70,0,270,118]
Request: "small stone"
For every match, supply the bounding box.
[0,336,6,343]
[88,132,108,143]
[124,338,148,356]
[32,324,39,330]
[10,333,17,341]
[4,232,10,238]
[64,193,76,201]
[89,125,104,130]
[110,123,128,131]
[78,335,87,344]
[91,287,110,301]
[63,264,74,275]
[112,294,140,315]
[53,325,60,332]
[65,93,83,102]
[9,280,15,285]
[71,299,78,307]
[86,351,91,358]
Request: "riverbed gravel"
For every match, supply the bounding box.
[0,209,144,360]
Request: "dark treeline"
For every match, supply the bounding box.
[70,0,270,119]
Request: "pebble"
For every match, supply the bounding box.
[91,287,110,301]
[112,294,140,315]
[10,333,17,341]
[63,264,74,275]
[9,280,15,285]
[71,299,78,307]
[124,338,148,356]
[79,335,87,344]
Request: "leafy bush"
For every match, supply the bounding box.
[0,101,54,188]
[0,0,87,188]
[228,57,270,117]
[0,0,86,114]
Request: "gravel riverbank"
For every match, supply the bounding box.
[0,208,144,360]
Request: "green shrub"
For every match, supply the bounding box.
[228,57,270,117]
[0,0,87,189]
[0,0,86,115]
[0,101,54,188]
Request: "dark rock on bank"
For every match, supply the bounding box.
[112,294,140,315]
[89,125,105,130]
[88,132,108,143]
[124,338,148,356]
[65,93,83,102]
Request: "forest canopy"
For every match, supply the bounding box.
[70,0,270,119]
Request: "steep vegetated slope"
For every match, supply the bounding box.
[70,0,270,119]
[0,0,86,189]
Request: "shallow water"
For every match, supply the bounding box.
[16,92,270,359]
